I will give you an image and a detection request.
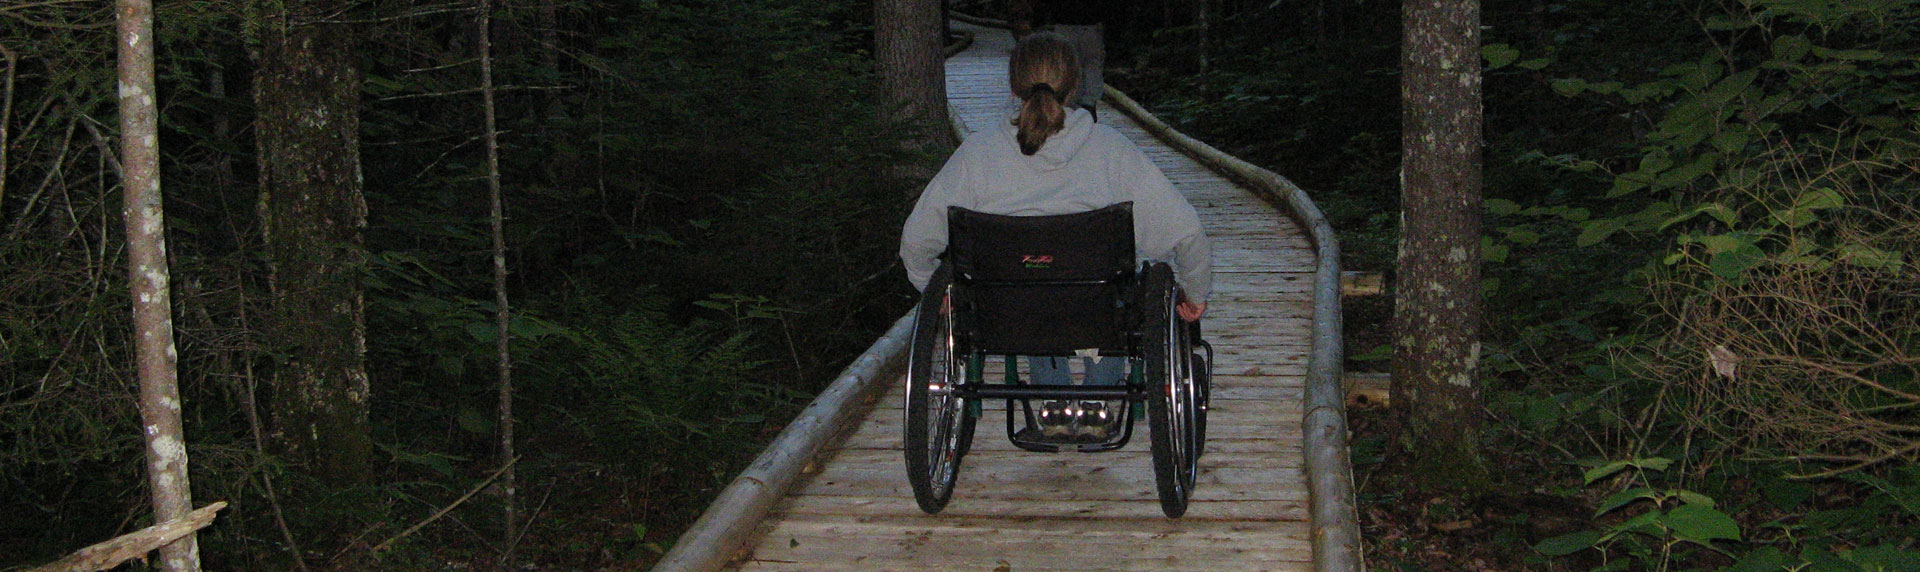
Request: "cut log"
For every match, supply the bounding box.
[1339,272,1384,297]
[29,502,226,572]
[1344,372,1391,408]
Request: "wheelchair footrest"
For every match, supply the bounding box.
[1006,398,1136,453]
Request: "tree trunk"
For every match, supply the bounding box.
[477,0,519,563]
[874,0,954,158]
[116,0,202,568]
[251,0,374,487]
[1195,0,1210,71]
[1394,0,1488,491]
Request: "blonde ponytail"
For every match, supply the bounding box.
[1008,33,1080,156]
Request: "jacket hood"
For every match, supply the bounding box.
[1002,107,1095,172]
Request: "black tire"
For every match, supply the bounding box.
[1143,263,1198,518]
[904,264,975,514]
[1182,328,1213,458]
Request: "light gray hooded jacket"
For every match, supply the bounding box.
[900,108,1212,301]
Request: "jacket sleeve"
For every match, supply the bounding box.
[899,153,971,292]
[1120,143,1212,301]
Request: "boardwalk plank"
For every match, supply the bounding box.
[723,22,1317,572]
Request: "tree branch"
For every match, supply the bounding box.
[27,502,227,572]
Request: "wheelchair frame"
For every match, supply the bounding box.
[902,206,1212,518]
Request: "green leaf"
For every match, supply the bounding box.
[1638,151,1676,175]
[1726,547,1797,572]
[1700,233,1753,254]
[1660,203,1738,230]
[1620,83,1672,104]
[1483,43,1520,69]
[1550,78,1589,97]
[1704,14,1752,30]
[1653,154,1718,190]
[1711,242,1766,278]
[1483,239,1510,263]
[1558,207,1591,222]
[1577,219,1623,247]
[1486,198,1521,215]
[1702,70,1759,108]
[1503,228,1541,246]
[1773,35,1813,62]
[1608,176,1649,197]
[1711,129,1752,154]
[1842,544,1920,570]
[1634,457,1674,471]
[1585,460,1633,484]
[467,321,497,342]
[1811,46,1885,61]
[1533,530,1603,556]
[1844,470,1920,516]
[1518,395,1562,431]
[1614,509,1665,536]
[1595,487,1658,517]
[457,407,494,435]
[1838,244,1903,270]
[1673,489,1716,507]
[508,316,552,340]
[1517,58,1552,70]
[1773,187,1842,228]
[1774,208,1816,229]
[1666,503,1742,545]
[1608,152,1673,197]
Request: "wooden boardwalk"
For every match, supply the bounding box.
[719,24,1321,572]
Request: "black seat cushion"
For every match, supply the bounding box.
[946,203,1135,355]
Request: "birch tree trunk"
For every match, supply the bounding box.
[251,0,374,486]
[1394,0,1489,490]
[116,0,202,568]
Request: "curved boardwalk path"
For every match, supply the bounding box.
[710,24,1324,572]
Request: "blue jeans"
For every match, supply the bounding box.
[1027,355,1126,386]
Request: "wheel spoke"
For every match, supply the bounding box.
[905,268,972,514]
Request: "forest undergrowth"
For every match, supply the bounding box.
[1114,0,1919,570]
[3,0,934,570]
[5,0,1917,570]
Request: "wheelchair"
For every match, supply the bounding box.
[902,202,1213,518]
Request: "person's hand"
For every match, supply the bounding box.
[1177,300,1206,322]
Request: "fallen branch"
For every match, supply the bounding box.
[29,502,227,572]
[1344,371,1391,408]
[368,456,519,555]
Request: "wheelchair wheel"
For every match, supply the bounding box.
[1184,324,1211,459]
[904,265,976,514]
[1143,263,1199,518]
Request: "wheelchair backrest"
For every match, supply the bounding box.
[946,203,1135,356]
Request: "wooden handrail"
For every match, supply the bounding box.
[651,316,915,572]
[657,31,993,571]
[1105,86,1366,572]
[657,21,1365,572]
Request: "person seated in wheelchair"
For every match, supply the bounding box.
[899,31,1211,443]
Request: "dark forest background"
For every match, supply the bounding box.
[3,0,1915,570]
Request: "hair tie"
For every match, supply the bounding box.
[1029,83,1064,102]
